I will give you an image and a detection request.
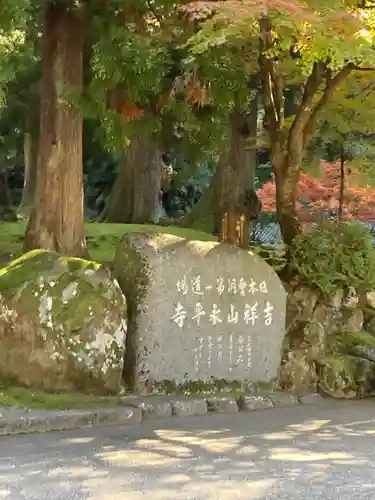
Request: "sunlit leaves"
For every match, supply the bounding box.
[257,159,375,222]
[185,0,375,72]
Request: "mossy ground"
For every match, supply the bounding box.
[0,221,215,265]
[0,381,122,410]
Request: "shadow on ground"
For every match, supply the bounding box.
[1,400,375,499]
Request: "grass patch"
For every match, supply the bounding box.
[0,383,123,410]
[0,221,215,264]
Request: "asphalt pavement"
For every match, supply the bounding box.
[1,399,375,499]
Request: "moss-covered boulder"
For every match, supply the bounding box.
[0,250,127,395]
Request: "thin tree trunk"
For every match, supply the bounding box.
[106,134,163,224]
[24,2,86,257]
[273,155,302,246]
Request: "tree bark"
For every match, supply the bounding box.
[214,107,261,240]
[179,98,260,235]
[0,167,17,221]
[24,2,86,257]
[273,153,302,246]
[105,134,163,224]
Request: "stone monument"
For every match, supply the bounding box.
[114,232,286,393]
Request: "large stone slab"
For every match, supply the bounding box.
[114,233,286,393]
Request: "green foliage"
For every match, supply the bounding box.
[291,221,375,295]
[249,244,287,272]
[338,331,375,352]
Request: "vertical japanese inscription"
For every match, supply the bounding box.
[171,273,274,374]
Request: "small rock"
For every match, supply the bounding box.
[237,394,273,411]
[346,309,364,331]
[171,397,207,417]
[279,349,318,392]
[206,396,238,413]
[329,289,344,311]
[121,396,172,420]
[367,291,375,309]
[298,393,324,405]
[266,391,299,407]
[343,287,359,310]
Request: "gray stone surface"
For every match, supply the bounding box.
[298,392,325,405]
[206,396,239,413]
[121,396,173,420]
[1,400,375,499]
[237,394,274,411]
[266,391,300,406]
[114,232,287,393]
[0,392,324,435]
[171,397,208,417]
[0,406,141,435]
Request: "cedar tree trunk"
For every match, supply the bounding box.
[24,2,86,256]
[179,98,260,235]
[106,134,163,224]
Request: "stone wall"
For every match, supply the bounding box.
[280,280,375,398]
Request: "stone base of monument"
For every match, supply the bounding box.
[237,394,274,411]
[207,396,239,413]
[171,397,208,417]
[120,396,173,420]
[0,391,325,435]
[113,232,287,394]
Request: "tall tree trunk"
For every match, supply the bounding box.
[24,2,86,257]
[179,97,260,235]
[214,106,261,239]
[106,134,163,224]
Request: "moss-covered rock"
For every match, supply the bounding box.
[279,348,318,392]
[0,250,127,395]
[283,279,375,399]
[315,353,375,399]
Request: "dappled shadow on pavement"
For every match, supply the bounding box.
[1,400,375,499]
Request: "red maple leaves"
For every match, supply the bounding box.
[118,99,145,121]
[257,160,375,223]
[181,0,310,21]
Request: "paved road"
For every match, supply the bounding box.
[1,400,375,499]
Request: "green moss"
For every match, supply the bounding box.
[0,221,215,264]
[338,331,375,350]
[0,250,114,333]
[0,381,121,410]
[0,249,100,294]
[152,378,276,396]
[315,353,359,396]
